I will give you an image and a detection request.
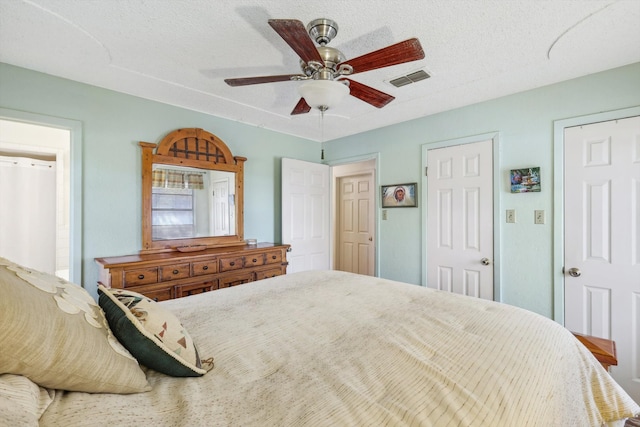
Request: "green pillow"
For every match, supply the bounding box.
[98,285,213,377]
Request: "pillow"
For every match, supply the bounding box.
[98,285,213,377]
[0,258,150,394]
[0,374,54,427]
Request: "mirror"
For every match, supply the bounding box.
[140,128,245,253]
[151,165,236,240]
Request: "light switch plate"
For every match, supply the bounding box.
[534,210,545,224]
[382,209,388,220]
[506,209,516,223]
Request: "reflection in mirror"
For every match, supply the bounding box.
[151,165,235,240]
[140,128,245,253]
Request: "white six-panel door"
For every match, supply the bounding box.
[281,158,330,273]
[212,178,230,236]
[426,139,494,299]
[564,116,640,402]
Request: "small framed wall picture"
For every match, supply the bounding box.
[510,167,541,193]
[381,183,417,208]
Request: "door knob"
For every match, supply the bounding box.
[567,267,581,277]
[480,258,490,266]
[369,237,373,241]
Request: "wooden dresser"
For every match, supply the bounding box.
[95,243,289,301]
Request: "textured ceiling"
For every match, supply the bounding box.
[1,0,639,142]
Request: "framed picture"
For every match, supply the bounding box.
[510,167,541,193]
[381,183,417,208]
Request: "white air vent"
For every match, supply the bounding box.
[388,69,431,88]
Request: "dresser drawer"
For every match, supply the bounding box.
[264,250,283,265]
[244,254,265,268]
[123,268,158,287]
[218,271,254,288]
[255,267,284,281]
[219,256,244,272]
[129,283,173,302]
[192,260,218,276]
[175,280,218,298]
[160,263,190,281]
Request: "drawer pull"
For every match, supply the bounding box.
[173,269,179,275]
[252,258,257,263]
[230,261,235,266]
[138,274,145,280]
[271,255,277,260]
[203,266,208,270]
[153,297,159,302]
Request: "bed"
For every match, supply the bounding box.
[1,258,638,426]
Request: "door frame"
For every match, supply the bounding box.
[552,105,640,324]
[326,152,380,276]
[421,132,502,298]
[0,108,83,283]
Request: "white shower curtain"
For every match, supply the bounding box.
[0,155,57,273]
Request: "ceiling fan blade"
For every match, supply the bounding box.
[343,79,395,108]
[268,19,324,64]
[338,38,425,75]
[291,98,312,115]
[225,74,303,86]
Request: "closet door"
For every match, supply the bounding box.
[564,115,640,402]
[426,139,494,300]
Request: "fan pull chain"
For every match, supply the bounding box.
[320,109,325,142]
[320,109,325,160]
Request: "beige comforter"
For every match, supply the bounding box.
[40,270,638,426]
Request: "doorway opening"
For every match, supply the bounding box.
[0,110,82,283]
[281,155,378,276]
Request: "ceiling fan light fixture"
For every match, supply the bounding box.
[299,80,349,111]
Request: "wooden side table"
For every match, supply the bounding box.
[572,332,617,371]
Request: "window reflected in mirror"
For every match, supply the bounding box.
[151,165,236,240]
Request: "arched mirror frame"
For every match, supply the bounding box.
[140,128,246,253]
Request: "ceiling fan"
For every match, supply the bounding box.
[224,18,425,115]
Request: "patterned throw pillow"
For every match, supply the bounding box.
[0,258,150,394]
[98,285,213,377]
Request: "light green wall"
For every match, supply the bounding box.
[323,62,640,318]
[0,63,318,298]
[2,62,639,317]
